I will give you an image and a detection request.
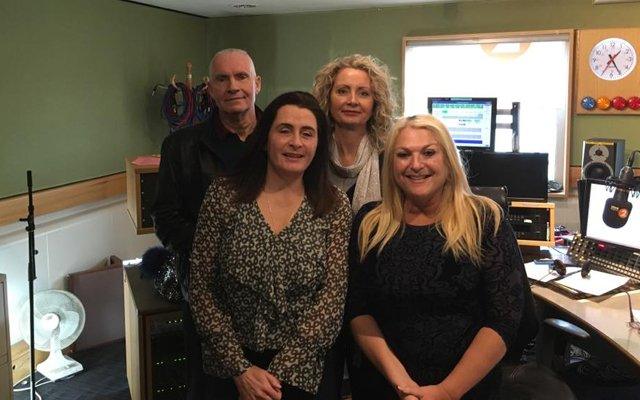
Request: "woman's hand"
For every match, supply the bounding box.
[396,383,455,400]
[233,366,282,400]
[394,379,421,400]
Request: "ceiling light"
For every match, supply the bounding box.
[491,43,522,54]
[232,3,257,9]
[480,42,531,59]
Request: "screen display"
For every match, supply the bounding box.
[463,151,548,202]
[428,97,496,151]
[585,180,640,250]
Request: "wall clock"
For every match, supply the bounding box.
[575,28,640,115]
[589,37,636,81]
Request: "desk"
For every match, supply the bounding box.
[531,284,640,377]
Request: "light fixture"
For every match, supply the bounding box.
[491,43,522,54]
[593,0,640,4]
[481,42,531,59]
[232,3,257,9]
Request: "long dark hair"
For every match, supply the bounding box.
[229,91,338,217]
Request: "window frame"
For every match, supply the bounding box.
[402,30,575,198]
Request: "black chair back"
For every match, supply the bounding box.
[470,186,509,215]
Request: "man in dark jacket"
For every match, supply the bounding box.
[152,48,261,400]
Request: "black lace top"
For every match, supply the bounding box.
[346,202,524,397]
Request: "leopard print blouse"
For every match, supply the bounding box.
[189,177,352,394]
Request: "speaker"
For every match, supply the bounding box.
[581,138,625,180]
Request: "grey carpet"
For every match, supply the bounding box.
[13,339,131,400]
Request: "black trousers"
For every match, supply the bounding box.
[182,301,344,400]
[315,331,345,399]
[182,301,206,400]
[348,350,502,400]
[204,349,314,400]
[205,376,314,400]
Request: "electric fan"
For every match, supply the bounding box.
[18,289,86,381]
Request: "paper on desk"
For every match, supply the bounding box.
[555,270,629,296]
[524,262,580,283]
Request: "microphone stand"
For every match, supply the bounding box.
[19,171,37,400]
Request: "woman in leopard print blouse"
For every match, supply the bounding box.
[189,92,352,400]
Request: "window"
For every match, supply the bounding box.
[403,31,574,195]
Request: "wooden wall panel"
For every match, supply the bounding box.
[575,28,640,115]
[0,174,126,227]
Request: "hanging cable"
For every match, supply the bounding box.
[161,74,195,131]
[194,78,213,123]
[157,62,217,131]
[151,84,168,97]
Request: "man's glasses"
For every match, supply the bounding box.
[625,291,640,331]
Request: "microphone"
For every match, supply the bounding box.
[603,151,639,228]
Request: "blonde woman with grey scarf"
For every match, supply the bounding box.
[313,54,396,213]
[312,53,396,400]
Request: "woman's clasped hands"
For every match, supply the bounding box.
[233,366,282,400]
[397,383,456,400]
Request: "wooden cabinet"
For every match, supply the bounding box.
[125,157,160,235]
[124,267,184,400]
[511,201,556,247]
[1,274,13,400]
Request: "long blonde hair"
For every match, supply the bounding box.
[358,115,502,266]
[312,54,396,152]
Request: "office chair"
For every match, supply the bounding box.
[470,186,577,400]
[470,185,509,215]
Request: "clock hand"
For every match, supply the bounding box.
[600,50,623,76]
[601,60,613,76]
[611,49,622,60]
[608,54,622,75]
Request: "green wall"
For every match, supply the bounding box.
[206,0,640,167]
[2,0,638,198]
[0,0,207,198]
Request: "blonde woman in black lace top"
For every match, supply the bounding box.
[347,115,528,400]
[189,92,352,400]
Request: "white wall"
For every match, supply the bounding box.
[0,195,159,345]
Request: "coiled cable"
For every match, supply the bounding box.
[193,80,213,123]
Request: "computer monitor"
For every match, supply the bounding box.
[427,97,497,151]
[463,151,548,202]
[582,179,640,251]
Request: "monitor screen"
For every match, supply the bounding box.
[428,97,497,151]
[584,180,640,251]
[463,151,548,202]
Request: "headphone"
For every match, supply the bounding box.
[551,259,592,279]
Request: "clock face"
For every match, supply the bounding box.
[589,37,637,81]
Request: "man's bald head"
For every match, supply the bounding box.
[209,48,257,78]
[207,49,261,116]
